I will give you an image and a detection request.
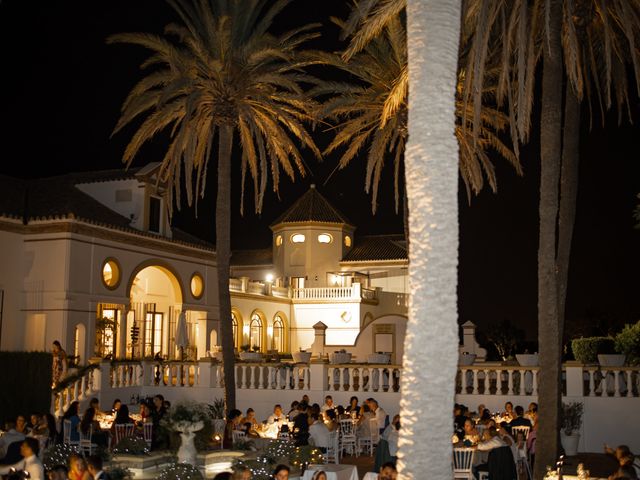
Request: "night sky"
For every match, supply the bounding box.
[1,0,639,343]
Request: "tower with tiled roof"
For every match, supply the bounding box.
[270,184,355,288]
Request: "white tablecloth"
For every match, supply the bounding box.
[302,464,359,480]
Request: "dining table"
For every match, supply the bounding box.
[301,464,359,480]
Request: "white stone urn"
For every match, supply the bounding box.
[239,351,263,362]
[560,431,580,456]
[459,353,477,366]
[368,353,391,364]
[597,354,626,367]
[516,353,539,367]
[175,420,204,465]
[330,352,352,364]
[292,351,312,363]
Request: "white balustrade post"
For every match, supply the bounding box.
[613,370,621,397]
[507,369,514,395]
[78,376,87,401]
[564,364,584,397]
[310,362,328,392]
[198,360,213,389]
[472,369,479,395]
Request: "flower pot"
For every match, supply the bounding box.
[368,353,391,364]
[516,354,539,367]
[239,352,263,362]
[175,421,204,465]
[597,354,626,367]
[292,351,312,363]
[329,352,352,364]
[459,353,477,366]
[560,431,580,456]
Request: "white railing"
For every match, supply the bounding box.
[247,282,266,295]
[582,366,640,398]
[235,363,310,390]
[53,365,99,417]
[293,286,357,300]
[457,366,540,396]
[272,286,291,298]
[229,278,243,292]
[361,288,378,301]
[326,364,401,393]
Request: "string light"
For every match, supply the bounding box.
[157,462,204,480]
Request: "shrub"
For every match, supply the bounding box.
[561,402,583,435]
[571,337,614,363]
[0,351,52,426]
[157,463,203,480]
[113,436,149,455]
[614,321,640,366]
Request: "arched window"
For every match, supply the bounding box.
[250,313,262,350]
[272,315,284,352]
[231,312,238,349]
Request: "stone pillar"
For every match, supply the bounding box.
[240,277,250,293]
[311,321,327,359]
[460,321,487,361]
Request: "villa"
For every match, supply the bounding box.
[0,163,638,454]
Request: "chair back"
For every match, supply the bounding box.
[339,419,356,436]
[277,431,290,440]
[324,430,340,464]
[143,422,153,448]
[232,430,246,444]
[369,418,380,443]
[79,425,94,455]
[453,447,475,473]
[62,419,73,444]
[511,425,530,440]
[114,423,135,445]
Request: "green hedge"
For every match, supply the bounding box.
[0,351,52,425]
[571,337,615,363]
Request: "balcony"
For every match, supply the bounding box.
[228,278,378,303]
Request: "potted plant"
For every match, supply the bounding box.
[208,398,226,435]
[292,348,312,364]
[614,321,640,366]
[560,402,583,456]
[329,349,352,364]
[368,351,392,364]
[597,336,626,367]
[571,337,613,364]
[239,344,262,361]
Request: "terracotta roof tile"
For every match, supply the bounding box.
[341,234,407,262]
[271,185,351,226]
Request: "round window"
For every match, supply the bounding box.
[318,233,333,244]
[191,273,204,299]
[102,259,121,289]
[291,234,306,243]
[344,235,352,247]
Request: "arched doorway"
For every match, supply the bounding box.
[126,264,184,359]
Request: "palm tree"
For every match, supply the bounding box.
[108,0,321,412]
[462,2,640,473]
[316,17,519,214]
[401,0,462,477]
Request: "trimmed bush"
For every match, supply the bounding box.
[571,337,615,363]
[0,351,52,425]
[614,321,640,366]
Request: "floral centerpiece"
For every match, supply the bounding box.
[162,401,210,465]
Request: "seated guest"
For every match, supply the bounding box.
[367,398,387,433]
[320,395,334,413]
[62,402,81,443]
[308,413,330,451]
[357,404,374,437]
[44,413,58,446]
[525,402,538,421]
[86,455,107,480]
[502,402,515,421]
[48,464,69,480]
[301,394,310,404]
[240,408,259,434]
[29,414,48,437]
[111,398,122,415]
[453,404,468,439]
[80,407,109,448]
[273,464,290,480]
[110,404,134,437]
[0,437,44,480]
[609,464,638,480]
[508,405,532,432]
[346,396,359,415]
[89,398,102,416]
[15,415,29,435]
[0,420,26,462]
[337,405,349,420]
[459,419,481,446]
[378,461,398,480]
[138,401,152,425]
[292,403,309,446]
[223,409,243,449]
[475,427,508,453]
[267,404,286,424]
[605,444,635,466]
[287,401,299,421]
[324,409,338,432]
[68,453,91,480]
[474,404,486,421]
[381,416,401,462]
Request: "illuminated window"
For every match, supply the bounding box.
[74,326,81,362]
[96,309,117,358]
[291,234,306,243]
[318,233,333,244]
[144,308,163,358]
[250,313,263,350]
[101,259,121,289]
[272,315,285,352]
[232,312,238,349]
[190,273,204,299]
[344,236,352,247]
[276,235,283,247]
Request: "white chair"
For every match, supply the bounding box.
[511,426,532,479]
[511,425,530,440]
[79,425,97,456]
[62,419,79,447]
[324,430,340,464]
[143,422,153,449]
[113,423,135,447]
[232,430,246,444]
[453,447,475,480]
[339,419,357,457]
[278,431,291,440]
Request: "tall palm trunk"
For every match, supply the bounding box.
[216,124,236,412]
[535,0,564,476]
[557,85,580,335]
[400,1,461,478]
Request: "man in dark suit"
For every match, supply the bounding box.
[507,405,532,432]
[87,455,108,480]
